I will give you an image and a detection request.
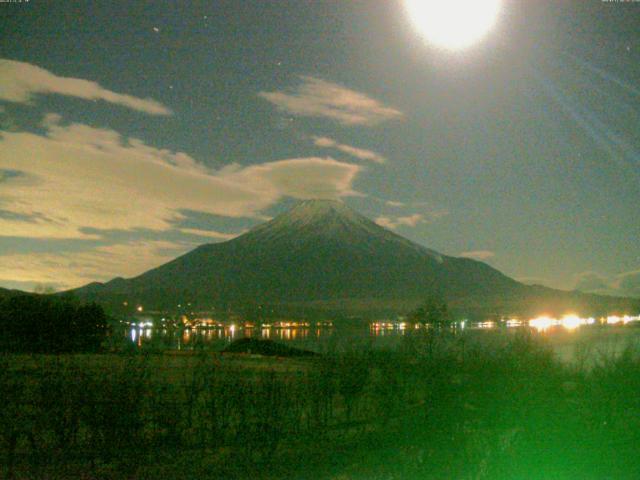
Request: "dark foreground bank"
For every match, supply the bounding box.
[2,330,640,479]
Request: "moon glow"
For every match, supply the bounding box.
[404,0,502,50]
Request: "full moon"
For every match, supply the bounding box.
[404,0,502,50]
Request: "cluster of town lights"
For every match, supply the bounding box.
[371,314,640,333]
[526,314,640,332]
[528,315,595,332]
[605,315,640,325]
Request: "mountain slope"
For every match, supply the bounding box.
[0,287,32,299]
[72,200,634,317]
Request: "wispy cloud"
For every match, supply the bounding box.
[0,114,363,240]
[178,228,244,240]
[312,136,386,164]
[0,240,191,290]
[376,214,425,229]
[259,76,403,126]
[222,157,361,200]
[0,59,171,115]
[459,250,495,261]
[375,208,448,230]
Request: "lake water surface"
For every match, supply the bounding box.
[122,319,640,365]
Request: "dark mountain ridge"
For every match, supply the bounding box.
[0,287,33,299]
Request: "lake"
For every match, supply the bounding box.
[121,317,640,365]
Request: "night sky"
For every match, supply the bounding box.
[0,0,639,297]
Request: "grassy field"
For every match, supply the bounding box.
[2,329,640,479]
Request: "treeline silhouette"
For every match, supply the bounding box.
[0,295,108,353]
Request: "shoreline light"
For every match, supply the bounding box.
[528,314,602,332]
[607,315,640,325]
[529,316,556,332]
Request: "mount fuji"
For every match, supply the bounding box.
[73,200,635,318]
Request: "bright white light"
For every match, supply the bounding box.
[606,315,622,325]
[529,316,556,332]
[560,315,582,331]
[404,0,502,50]
[607,315,640,325]
[477,321,495,329]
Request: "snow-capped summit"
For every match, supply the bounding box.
[245,199,369,236]
[241,199,441,260]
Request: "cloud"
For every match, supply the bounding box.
[376,214,425,230]
[225,157,361,200]
[0,59,171,115]
[178,228,244,240]
[375,207,448,230]
[259,76,403,126]
[574,270,640,298]
[312,136,386,164]
[0,240,191,290]
[0,115,363,240]
[459,250,496,261]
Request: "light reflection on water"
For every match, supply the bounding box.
[125,323,335,350]
[124,314,640,354]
